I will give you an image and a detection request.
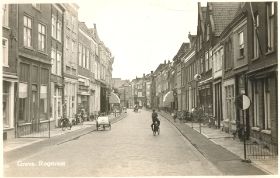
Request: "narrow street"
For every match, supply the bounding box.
[5,109,222,176]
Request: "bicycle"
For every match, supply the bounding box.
[61,117,72,131]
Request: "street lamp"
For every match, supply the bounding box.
[194,74,201,133]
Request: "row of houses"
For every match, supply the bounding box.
[121,2,277,147]
[2,4,114,140]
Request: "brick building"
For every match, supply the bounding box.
[16,4,53,136]
[2,4,18,140]
[63,3,79,122]
[245,2,278,145]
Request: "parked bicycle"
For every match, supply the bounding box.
[60,117,72,131]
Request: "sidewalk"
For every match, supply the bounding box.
[159,111,278,175]
[3,113,127,153]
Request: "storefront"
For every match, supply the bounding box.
[198,83,213,116]
[3,77,17,140]
[17,61,51,137]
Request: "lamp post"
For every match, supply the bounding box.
[194,74,201,133]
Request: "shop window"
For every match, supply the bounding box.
[3,81,10,128]
[40,85,48,120]
[19,83,28,122]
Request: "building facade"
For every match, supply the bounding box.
[63,3,79,122]
[2,4,18,140]
[16,4,53,136]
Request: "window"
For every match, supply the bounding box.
[264,79,271,129]
[86,49,90,69]
[40,85,48,120]
[38,24,46,52]
[78,44,82,66]
[206,24,210,41]
[32,4,41,10]
[24,16,32,47]
[82,47,86,68]
[2,38,8,66]
[3,81,10,127]
[51,48,56,74]
[238,31,244,57]
[200,58,204,73]
[57,20,62,42]
[66,37,69,50]
[19,82,28,122]
[51,15,57,39]
[225,85,235,121]
[253,82,260,127]
[267,2,275,52]
[253,14,260,58]
[209,49,212,69]
[205,51,209,71]
[2,4,8,27]
[57,52,62,76]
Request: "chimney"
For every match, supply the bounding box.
[151,71,153,75]
[164,60,166,64]
[93,23,96,29]
[143,73,145,78]
[168,60,170,64]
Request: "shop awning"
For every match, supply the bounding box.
[109,92,120,104]
[163,91,174,106]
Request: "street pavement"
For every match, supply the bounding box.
[4,109,222,176]
[159,111,275,175]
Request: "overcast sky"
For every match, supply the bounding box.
[77,0,199,80]
[4,0,201,80]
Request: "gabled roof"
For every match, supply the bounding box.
[210,2,240,36]
[173,43,190,62]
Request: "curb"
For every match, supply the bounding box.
[159,111,275,175]
[4,113,128,153]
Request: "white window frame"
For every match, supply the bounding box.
[78,44,82,66]
[267,2,275,52]
[238,31,244,57]
[82,47,86,68]
[51,48,56,74]
[264,79,271,129]
[23,16,32,47]
[253,14,260,58]
[2,38,9,67]
[205,51,209,71]
[38,23,46,52]
[51,15,57,39]
[57,20,62,42]
[56,51,62,76]
[2,4,9,27]
[209,49,212,70]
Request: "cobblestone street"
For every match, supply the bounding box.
[5,109,222,176]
